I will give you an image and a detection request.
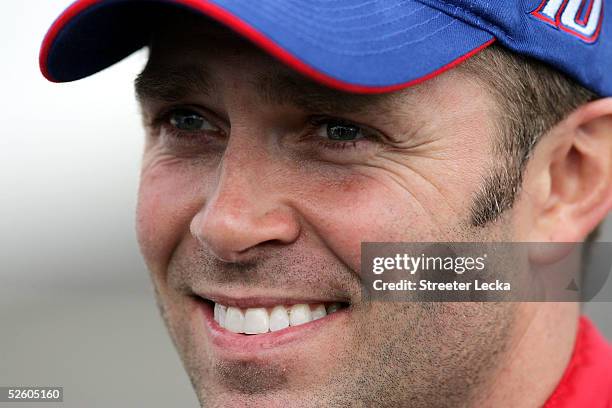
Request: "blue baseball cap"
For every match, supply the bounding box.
[40,0,610,95]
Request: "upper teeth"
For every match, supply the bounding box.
[213,302,342,334]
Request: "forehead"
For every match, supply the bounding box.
[149,10,259,61]
[137,10,485,118]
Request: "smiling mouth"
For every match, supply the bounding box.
[211,301,348,334]
[195,296,350,337]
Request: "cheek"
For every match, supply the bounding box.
[136,158,207,275]
[295,171,441,273]
[295,150,491,272]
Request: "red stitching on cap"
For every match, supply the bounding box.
[40,0,496,93]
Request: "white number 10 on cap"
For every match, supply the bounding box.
[532,0,603,42]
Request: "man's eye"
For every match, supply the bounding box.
[320,120,363,141]
[168,109,217,132]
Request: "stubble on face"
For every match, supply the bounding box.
[154,227,517,408]
[137,12,523,408]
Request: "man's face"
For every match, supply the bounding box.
[135,15,526,408]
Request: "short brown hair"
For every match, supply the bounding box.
[462,43,599,242]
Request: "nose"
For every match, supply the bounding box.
[190,147,300,262]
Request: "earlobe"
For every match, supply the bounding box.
[532,98,612,242]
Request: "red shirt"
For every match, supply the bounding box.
[544,317,612,408]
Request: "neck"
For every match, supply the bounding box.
[473,303,580,408]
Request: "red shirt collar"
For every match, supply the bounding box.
[544,316,612,408]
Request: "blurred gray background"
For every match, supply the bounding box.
[1,1,610,407]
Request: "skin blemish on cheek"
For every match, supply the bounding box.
[338,174,369,195]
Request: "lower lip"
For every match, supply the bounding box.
[197,299,348,354]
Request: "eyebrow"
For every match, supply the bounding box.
[134,63,404,115]
[135,64,214,103]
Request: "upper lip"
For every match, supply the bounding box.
[194,292,349,309]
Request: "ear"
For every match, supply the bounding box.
[526,98,612,242]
